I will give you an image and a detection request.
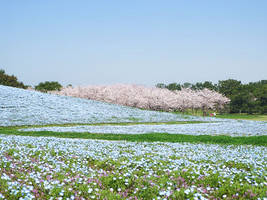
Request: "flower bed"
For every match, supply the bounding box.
[0,135,266,199]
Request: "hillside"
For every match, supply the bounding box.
[0,85,213,126]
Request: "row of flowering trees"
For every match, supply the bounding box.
[52,84,230,114]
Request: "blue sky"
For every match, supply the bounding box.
[1,0,267,86]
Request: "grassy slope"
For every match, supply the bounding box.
[173,110,267,122]
[215,114,267,121]
[0,124,266,146]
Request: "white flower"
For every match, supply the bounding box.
[184,189,190,195]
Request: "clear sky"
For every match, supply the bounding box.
[1,0,267,86]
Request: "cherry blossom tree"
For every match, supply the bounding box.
[52,84,230,114]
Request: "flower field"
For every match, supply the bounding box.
[0,135,266,200]
[0,85,267,199]
[22,120,267,137]
[0,85,215,127]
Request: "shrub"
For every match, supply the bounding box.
[35,81,62,92]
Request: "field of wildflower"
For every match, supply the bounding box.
[21,120,267,137]
[0,136,266,200]
[0,85,211,127]
[0,85,266,199]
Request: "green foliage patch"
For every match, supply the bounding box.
[157,79,267,114]
[0,69,27,89]
[35,81,62,92]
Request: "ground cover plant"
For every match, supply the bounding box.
[20,120,267,137]
[0,135,266,200]
[0,85,267,199]
[1,126,266,146]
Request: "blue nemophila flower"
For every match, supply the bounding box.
[0,135,266,199]
[22,120,267,137]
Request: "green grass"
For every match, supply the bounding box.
[173,109,206,116]
[172,109,267,121]
[215,114,267,121]
[0,125,266,146]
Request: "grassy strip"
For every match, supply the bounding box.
[172,110,267,121]
[215,114,267,121]
[0,127,266,146]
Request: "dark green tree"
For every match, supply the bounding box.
[182,82,192,89]
[191,81,217,91]
[165,83,181,91]
[156,79,267,114]
[218,79,242,96]
[0,69,27,89]
[35,81,62,92]
[156,83,166,89]
[256,84,267,114]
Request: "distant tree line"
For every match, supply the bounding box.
[156,79,267,114]
[0,69,62,92]
[1,69,266,114]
